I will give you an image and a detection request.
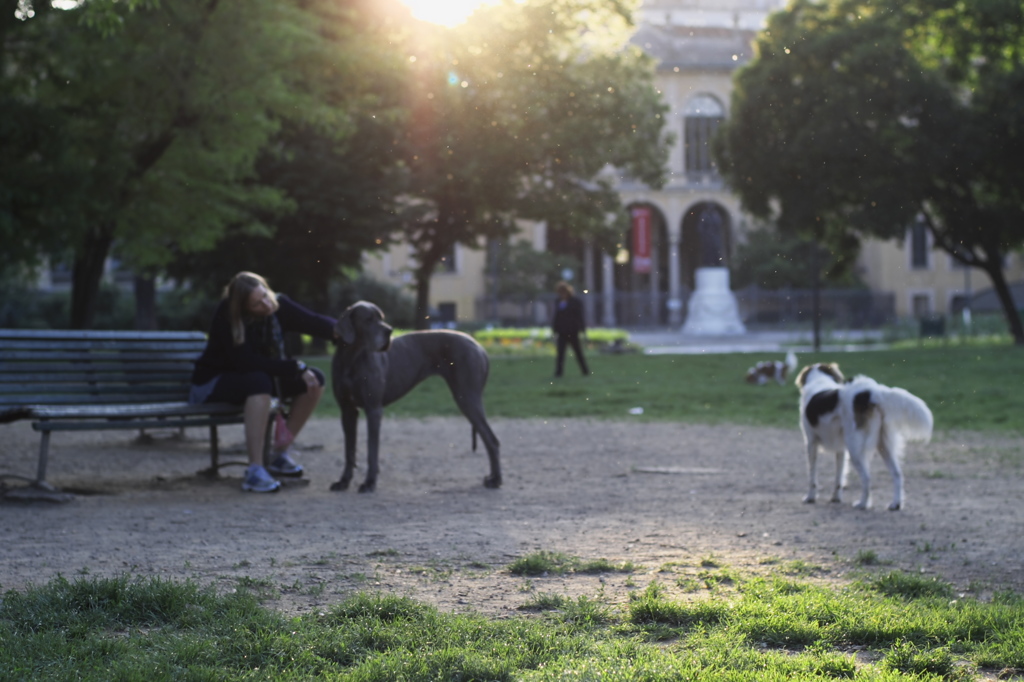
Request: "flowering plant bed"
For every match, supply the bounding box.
[472,327,633,356]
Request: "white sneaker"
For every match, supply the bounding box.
[242,465,281,493]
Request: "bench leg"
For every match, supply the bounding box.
[34,430,57,491]
[206,424,220,476]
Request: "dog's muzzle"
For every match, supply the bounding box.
[378,325,393,351]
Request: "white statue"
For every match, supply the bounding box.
[681,267,746,335]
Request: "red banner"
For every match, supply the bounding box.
[631,206,652,274]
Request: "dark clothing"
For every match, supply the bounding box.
[552,295,589,376]
[202,367,327,406]
[555,332,589,376]
[191,294,335,404]
[552,295,586,336]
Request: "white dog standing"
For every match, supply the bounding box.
[796,363,933,510]
[796,363,848,506]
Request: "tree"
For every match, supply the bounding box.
[716,0,1024,344]
[2,0,386,328]
[396,0,671,328]
[493,241,580,299]
[733,228,863,291]
[164,0,413,317]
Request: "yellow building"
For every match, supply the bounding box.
[363,0,1023,327]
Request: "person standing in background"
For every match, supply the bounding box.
[552,281,590,377]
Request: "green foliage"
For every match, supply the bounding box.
[164,1,411,313]
[0,283,215,332]
[308,344,1024,434]
[2,0,406,327]
[394,0,673,325]
[732,227,864,290]
[717,0,1024,343]
[493,241,581,299]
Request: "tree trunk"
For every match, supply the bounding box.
[70,228,114,330]
[414,264,434,330]
[133,275,158,330]
[811,241,822,352]
[984,262,1024,345]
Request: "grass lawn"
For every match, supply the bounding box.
[2,563,1022,680]
[306,344,1024,433]
[4,342,1022,680]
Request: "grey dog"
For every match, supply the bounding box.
[329,300,501,492]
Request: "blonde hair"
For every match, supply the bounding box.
[224,271,279,345]
[556,281,574,297]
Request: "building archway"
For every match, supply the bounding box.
[605,202,669,325]
[681,201,732,289]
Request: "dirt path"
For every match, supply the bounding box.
[1,417,1021,617]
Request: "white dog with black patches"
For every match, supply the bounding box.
[796,363,933,511]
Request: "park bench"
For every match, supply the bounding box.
[0,329,277,492]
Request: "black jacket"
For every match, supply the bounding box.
[191,294,335,385]
[552,295,586,335]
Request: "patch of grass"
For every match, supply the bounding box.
[518,593,614,628]
[854,549,883,566]
[306,345,1024,433]
[783,559,825,577]
[2,572,1022,680]
[882,639,966,679]
[407,562,455,581]
[628,582,731,629]
[699,553,721,568]
[577,558,636,574]
[366,548,399,558]
[518,592,569,612]
[507,550,575,576]
[870,570,955,600]
[698,567,742,591]
[507,551,634,577]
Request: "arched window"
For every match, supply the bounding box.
[909,215,930,270]
[684,94,724,176]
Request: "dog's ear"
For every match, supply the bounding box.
[335,308,357,345]
[795,365,810,387]
[825,363,845,383]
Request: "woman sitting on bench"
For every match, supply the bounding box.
[190,271,336,492]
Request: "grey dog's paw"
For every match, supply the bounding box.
[358,480,376,493]
[329,479,349,492]
[484,474,502,489]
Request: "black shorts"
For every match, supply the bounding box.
[204,367,326,405]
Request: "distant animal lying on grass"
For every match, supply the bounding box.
[795,363,933,511]
[745,351,797,385]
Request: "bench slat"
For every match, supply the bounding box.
[0,330,208,341]
[35,416,246,432]
[0,391,193,401]
[0,350,204,362]
[0,362,196,375]
[27,402,245,419]
[0,391,189,401]
[0,339,207,352]
[0,372,191,384]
